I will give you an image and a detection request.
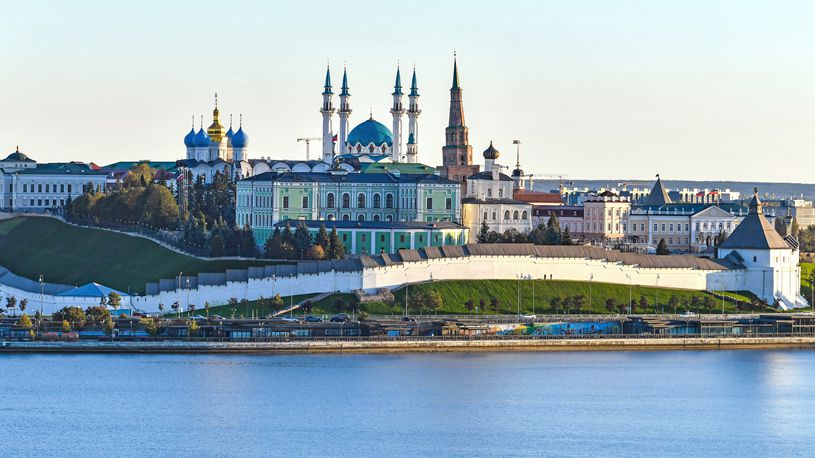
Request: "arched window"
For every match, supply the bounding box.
[513,211,519,220]
[373,214,380,222]
[522,211,528,220]
[373,193,381,208]
[326,193,335,208]
[342,214,350,221]
[327,214,335,221]
[357,214,365,222]
[386,215,393,222]
[385,193,394,208]
[357,193,366,208]
[342,193,350,208]
[504,211,510,220]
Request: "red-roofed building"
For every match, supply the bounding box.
[513,190,563,206]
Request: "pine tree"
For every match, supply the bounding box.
[293,222,313,260]
[315,224,331,252]
[656,238,670,255]
[328,228,346,259]
[546,214,563,244]
[477,219,491,243]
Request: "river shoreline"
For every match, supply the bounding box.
[3,336,815,354]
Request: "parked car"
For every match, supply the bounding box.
[330,314,350,323]
[402,316,416,322]
[680,311,699,318]
[212,315,226,320]
[305,316,323,323]
[521,314,537,321]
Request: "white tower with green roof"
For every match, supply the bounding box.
[321,66,336,163]
[406,67,420,164]
[390,66,405,162]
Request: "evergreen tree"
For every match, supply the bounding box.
[315,224,331,253]
[476,219,491,243]
[293,222,313,260]
[240,224,257,257]
[562,226,573,245]
[546,214,563,244]
[328,227,346,259]
[282,222,294,247]
[263,227,283,259]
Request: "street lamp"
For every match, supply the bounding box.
[589,273,593,314]
[625,274,632,314]
[516,273,521,319]
[656,274,660,315]
[531,274,535,316]
[404,272,409,318]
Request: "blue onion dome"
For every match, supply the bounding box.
[226,126,235,138]
[231,127,248,148]
[183,128,196,147]
[347,118,393,146]
[193,129,210,147]
[483,141,500,160]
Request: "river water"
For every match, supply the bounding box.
[1,350,813,457]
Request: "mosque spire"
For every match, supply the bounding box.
[393,65,403,96]
[340,65,350,97]
[323,65,333,95]
[409,65,419,97]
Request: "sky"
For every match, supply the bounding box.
[2,0,814,183]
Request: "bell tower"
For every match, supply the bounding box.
[441,54,478,183]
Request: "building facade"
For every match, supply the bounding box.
[236,170,462,247]
[0,147,107,212]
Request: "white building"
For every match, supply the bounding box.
[0,147,107,212]
[461,142,532,236]
[716,189,804,308]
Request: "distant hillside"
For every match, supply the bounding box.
[0,217,280,294]
[534,179,815,201]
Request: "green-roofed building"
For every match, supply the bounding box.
[0,146,107,212]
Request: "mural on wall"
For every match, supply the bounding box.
[492,321,623,336]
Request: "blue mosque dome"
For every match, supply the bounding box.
[347,118,393,146]
[183,128,196,147]
[193,129,210,147]
[231,126,248,148]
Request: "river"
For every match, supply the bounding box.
[1,350,813,457]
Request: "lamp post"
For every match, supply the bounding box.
[404,272,409,318]
[177,272,182,318]
[39,274,44,335]
[656,274,660,315]
[625,274,632,315]
[516,274,521,319]
[589,274,593,314]
[531,275,535,316]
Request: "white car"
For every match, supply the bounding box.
[521,314,537,321]
[679,311,698,318]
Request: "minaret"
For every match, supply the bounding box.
[390,66,405,162]
[338,66,351,156]
[441,53,476,183]
[406,67,420,164]
[321,66,336,163]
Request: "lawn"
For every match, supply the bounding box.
[802,262,814,304]
[0,217,284,294]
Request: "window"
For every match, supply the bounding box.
[513,211,519,220]
[358,214,365,222]
[487,188,492,197]
[522,211,528,220]
[385,193,394,208]
[752,256,757,262]
[67,184,72,193]
[361,234,367,242]
[45,184,49,193]
[400,235,405,243]
[445,198,452,210]
[282,196,289,209]
[38,199,42,206]
[357,193,366,208]
[60,184,65,193]
[373,193,381,208]
[386,215,392,222]
[342,214,350,221]
[342,234,348,241]
[326,193,335,208]
[426,197,433,210]
[327,214,335,221]
[23,184,27,192]
[380,235,385,242]
[492,212,497,220]
[373,215,380,222]
[483,212,488,220]
[653,224,658,231]
[38,184,42,193]
[342,193,350,208]
[302,196,308,209]
[661,224,666,231]
[504,210,510,220]
[669,224,674,232]
[498,189,504,198]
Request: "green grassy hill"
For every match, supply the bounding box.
[802,263,814,303]
[0,217,280,294]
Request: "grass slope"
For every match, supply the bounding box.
[0,217,279,294]
[802,263,814,304]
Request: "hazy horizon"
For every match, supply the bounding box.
[3,0,814,183]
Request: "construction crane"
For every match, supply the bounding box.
[297,137,321,160]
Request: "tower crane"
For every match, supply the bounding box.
[297,137,321,160]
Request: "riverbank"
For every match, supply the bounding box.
[3,336,815,354]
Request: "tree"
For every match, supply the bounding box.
[476,219,491,243]
[562,227,573,245]
[489,297,500,314]
[19,298,27,314]
[210,233,225,257]
[271,294,285,312]
[639,295,649,312]
[85,305,111,326]
[703,296,716,313]
[293,222,313,259]
[62,320,72,333]
[668,295,680,314]
[333,297,345,313]
[427,291,443,315]
[546,214,563,245]
[107,292,122,312]
[17,313,33,329]
[562,296,574,314]
[171,301,180,317]
[478,298,486,315]
[188,319,199,337]
[656,239,670,255]
[140,318,158,336]
[53,306,86,329]
[605,298,617,313]
[315,224,331,253]
[308,245,326,260]
[264,227,285,259]
[301,300,314,315]
[550,295,563,313]
[5,296,17,315]
[572,294,587,314]
[464,299,475,314]
[327,228,346,260]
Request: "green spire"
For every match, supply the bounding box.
[452,54,460,90]
[340,66,349,96]
[409,67,419,97]
[322,66,333,95]
[393,66,403,96]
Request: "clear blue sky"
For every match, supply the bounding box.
[2,0,813,182]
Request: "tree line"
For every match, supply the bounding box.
[476,214,573,245]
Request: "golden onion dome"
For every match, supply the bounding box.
[207,107,226,143]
